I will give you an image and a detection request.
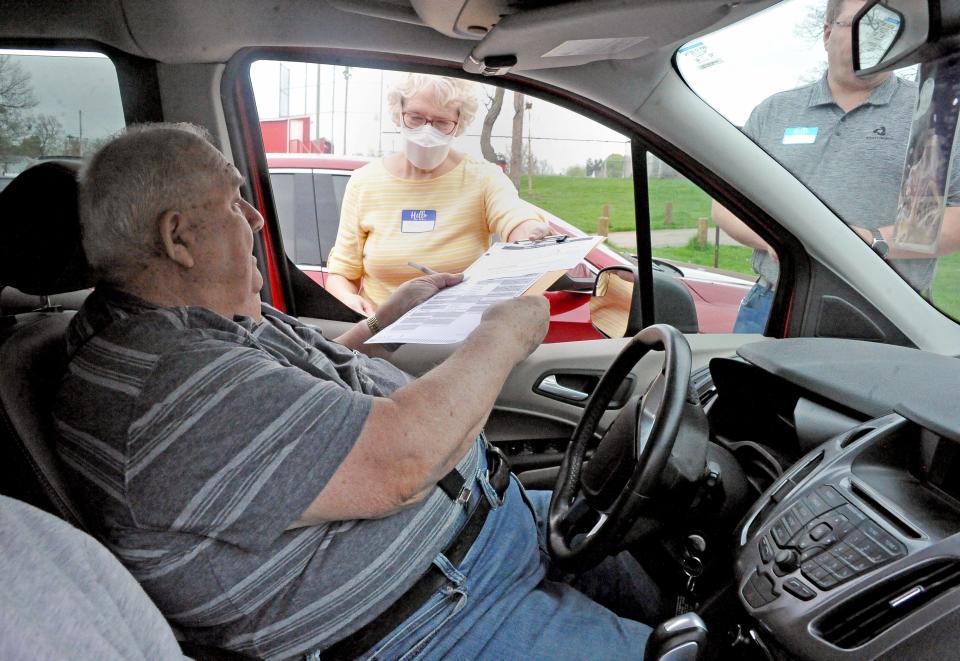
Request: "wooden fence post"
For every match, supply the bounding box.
[597,203,610,237]
[714,225,720,267]
[697,217,708,248]
[664,201,673,226]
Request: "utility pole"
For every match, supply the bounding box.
[377,69,384,156]
[525,100,533,194]
[315,63,321,151]
[78,110,83,156]
[330,66,336,152]
[342,66,351,155]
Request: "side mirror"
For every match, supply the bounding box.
[851,0,960,76]
[590,265,642,338]
[854,3,905,70]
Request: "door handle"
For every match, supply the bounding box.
[537,374,589,402]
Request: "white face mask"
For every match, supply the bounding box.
[401,124,454,171]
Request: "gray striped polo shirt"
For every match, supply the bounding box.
[53,287,481,659]
[743,73,942,291]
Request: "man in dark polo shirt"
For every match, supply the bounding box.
[53,123,657,660]
[713,0,960,332]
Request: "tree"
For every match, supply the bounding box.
[509,91,525,189]
[605,153,625,178]
[480,87,504,164]
[22,114,63,157]
[0,55,37,167]
[585,157,604,177]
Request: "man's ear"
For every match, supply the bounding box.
[158,209,195,268]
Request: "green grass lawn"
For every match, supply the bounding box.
[521,173,960,322]
[519,174,712,233]
[652,238,756,276]
[933,251,960,321]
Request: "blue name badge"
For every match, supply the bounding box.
[782,127,818,145]
[401,209,437,233]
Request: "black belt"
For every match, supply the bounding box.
[323,445,511,660]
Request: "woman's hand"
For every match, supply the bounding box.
[508,219,553,242]
[343,293,376,316]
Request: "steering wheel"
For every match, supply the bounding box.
[547,324,692,572]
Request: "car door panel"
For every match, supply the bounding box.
[302,315,757,482]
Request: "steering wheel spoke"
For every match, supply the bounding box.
[548,325,692,573]
[637,370,666,455]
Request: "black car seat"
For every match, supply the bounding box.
[0,161,93,529]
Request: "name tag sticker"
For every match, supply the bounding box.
[401,210,437,233]
[782,127,819,145]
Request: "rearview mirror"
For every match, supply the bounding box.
[590,266,642,338]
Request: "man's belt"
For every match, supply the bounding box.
[323,445,511,660]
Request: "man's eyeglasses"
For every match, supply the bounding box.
[401,112,458,135]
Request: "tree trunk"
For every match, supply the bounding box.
[510,91,525,189]
[480,87,504,164]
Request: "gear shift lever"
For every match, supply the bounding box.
[642,612,707,661]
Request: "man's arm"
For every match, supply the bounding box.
[711,200,776,258]
[852,207,960,258]
[293,295,549,525]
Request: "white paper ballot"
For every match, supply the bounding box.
[464,236,603,281]
[367,273,542,345]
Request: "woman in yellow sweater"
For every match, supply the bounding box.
[325,73,551,316]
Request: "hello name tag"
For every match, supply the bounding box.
[782,127,818,145]
[401,209,437,233]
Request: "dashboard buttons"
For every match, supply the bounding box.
[782,509,801,535]
[819,553,855,580]
[793,501,816,526]
[742,570,779,608]
[832,542,871,572]
[772,521,791,547]
[783,577,816,601]
[801,560,837,589]
[809,523,831,541]
[804,491,831,516]
[818,485,846,508]
[759,535,773,564]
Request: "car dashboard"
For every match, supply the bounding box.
[712,338,960,660]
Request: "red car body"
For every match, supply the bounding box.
[266,154,749,341]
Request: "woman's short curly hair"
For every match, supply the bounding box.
[386,74,479,136]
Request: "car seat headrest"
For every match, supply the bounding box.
[0,161,93,296]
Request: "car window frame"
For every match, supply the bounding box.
[222,46,805,337]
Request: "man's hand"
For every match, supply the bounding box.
[377,272,464,327]
[477,295,550,362]
[508,219,552,242]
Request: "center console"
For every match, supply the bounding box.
[734,414,960,660]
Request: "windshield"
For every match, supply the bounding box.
[677,0,960,323]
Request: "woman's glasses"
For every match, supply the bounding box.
[402,112,458,135]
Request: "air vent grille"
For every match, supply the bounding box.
[690,367,716,407]
[816,559,960,649]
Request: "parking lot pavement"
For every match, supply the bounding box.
[607,228,740,249]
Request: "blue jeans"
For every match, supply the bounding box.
[732,282,774,333]
[351,483,654,660]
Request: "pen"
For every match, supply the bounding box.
[408,261,437,275]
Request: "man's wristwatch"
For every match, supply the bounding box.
[870,227,889,259]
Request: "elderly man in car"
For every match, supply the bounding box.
[53,123,659,660]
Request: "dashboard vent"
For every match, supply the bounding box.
[815,559,960,649]
[690,367,716,407]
